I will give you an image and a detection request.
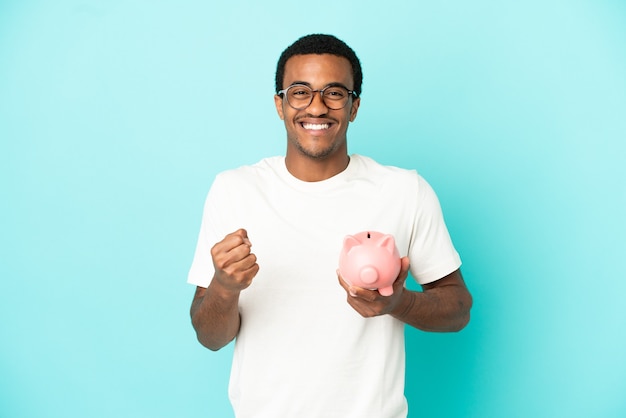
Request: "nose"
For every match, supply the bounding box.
[306,90,329,115]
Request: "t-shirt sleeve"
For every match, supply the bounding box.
[408,175,462,284]
[187,177,225,288]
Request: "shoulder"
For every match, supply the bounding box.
[350,154,421,185]
[351,154,440,205]
[213,156,283,186]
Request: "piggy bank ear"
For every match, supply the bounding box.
[377,235,396,253]
[343,235,361,251]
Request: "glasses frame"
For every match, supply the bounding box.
[277,83,358,110]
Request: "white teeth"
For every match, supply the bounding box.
[302,123,330,130]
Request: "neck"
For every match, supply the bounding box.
[285,153,350,182]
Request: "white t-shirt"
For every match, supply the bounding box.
[188,154,461,418]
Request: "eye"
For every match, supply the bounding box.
[289,86,312,97]
[324,87,347,99]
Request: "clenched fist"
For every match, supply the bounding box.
[211,229,259,292]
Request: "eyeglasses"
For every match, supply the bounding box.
[277,84,358,110]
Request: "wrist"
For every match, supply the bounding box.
[391,289,417,320]
[209,278,242,301]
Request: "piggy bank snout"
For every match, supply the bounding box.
[359,266,379,284]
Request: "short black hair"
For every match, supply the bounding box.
[275,34,363,97]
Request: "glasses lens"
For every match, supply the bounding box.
[322,87,349,110]
[287,85,313,110]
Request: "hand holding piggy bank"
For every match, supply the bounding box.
[338,231,401,296]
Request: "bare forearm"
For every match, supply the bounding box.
[190,283,241,351]
[391,285,472,332]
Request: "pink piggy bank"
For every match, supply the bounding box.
[338,231,401,296]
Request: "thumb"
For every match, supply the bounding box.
[398,256,410,283]
[237,228,252,246]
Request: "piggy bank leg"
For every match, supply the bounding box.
[378,286,394,296]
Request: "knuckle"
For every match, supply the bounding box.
[213,259,226,270]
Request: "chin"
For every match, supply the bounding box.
[292,139,341,160]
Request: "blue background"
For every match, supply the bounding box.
[1,1,625,417]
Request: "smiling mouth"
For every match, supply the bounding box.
[301,122,331,131]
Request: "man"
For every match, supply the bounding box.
[188,34,472,418]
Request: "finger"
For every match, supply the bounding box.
[221,229,252,250]
[399,256,410,278]
[337,271,360,297]
[219,253,259,288]
[228,229,252,249]
[232,228,252,246]
[228,241,254,261]
[346,296,379,318]
[212,229,253,260]
[391,256,410,288]
[235,252,258,272]
[336,270,350,290]
[229,257,260,282]
[212,243,247,269]
[348,286,378,303]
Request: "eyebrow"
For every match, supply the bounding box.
[289,81,352,90]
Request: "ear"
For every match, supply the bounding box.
[343,235,361,252]
[349,97,360,122]
[274,94,285,120]
[377,234,396,254]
